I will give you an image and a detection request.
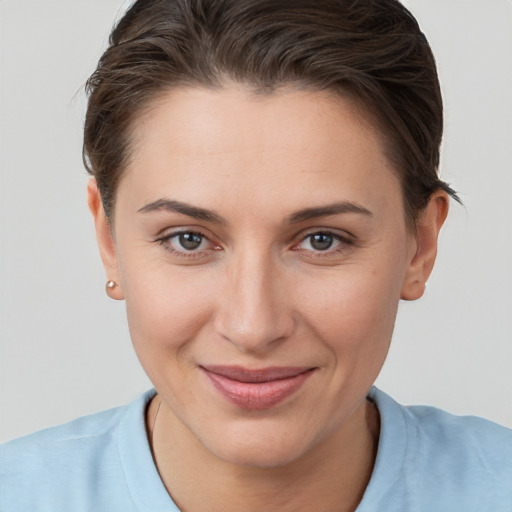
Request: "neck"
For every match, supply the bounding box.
[147,395,379,512]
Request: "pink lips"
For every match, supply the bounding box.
[201,365,315,410]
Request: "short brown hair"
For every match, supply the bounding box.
[83,0,458,223]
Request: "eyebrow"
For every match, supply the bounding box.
[287,202,373,223]
[138,199,227,225]
[138,198,373,225]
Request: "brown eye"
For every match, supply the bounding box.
[178,232,203,250]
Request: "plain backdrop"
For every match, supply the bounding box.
[1,0,511,443]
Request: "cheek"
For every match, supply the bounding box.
[296,261,404,359]
[120,256,213,371]
[122,271,218,411]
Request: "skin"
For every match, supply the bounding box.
[88,85,448,512]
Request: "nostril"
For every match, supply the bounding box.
[213,302,295,353]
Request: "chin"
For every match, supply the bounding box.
[200,420,320,469]
[216,443,307,469]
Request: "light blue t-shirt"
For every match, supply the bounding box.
[1,388,511,511]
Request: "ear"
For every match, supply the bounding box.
[400,191,449,301]
[87,178,124,300]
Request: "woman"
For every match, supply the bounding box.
[1,0,511,510]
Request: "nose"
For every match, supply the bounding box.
[213,250,296,354]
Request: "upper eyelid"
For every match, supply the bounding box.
[156,227,214,243]
[295,228,354,243]
[155,223,213,237]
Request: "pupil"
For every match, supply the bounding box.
[311,234,333,251]
[179,232,202,250]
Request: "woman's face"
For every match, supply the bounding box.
[91,85,443,467]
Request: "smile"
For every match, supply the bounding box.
[201,366,316,410]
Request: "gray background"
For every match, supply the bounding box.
[1,0,511,442]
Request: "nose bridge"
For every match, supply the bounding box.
[215,245,294,353]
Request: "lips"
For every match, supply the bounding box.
[201,365,316,410]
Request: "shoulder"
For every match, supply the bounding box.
[1,403,126,470]
[399,396,512,478]
[363,388,512,512]
[370,386,512,455]
[405,399,511,455]
[0,390,156,511]
[405,401,512,510]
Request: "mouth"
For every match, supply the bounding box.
[200,365,316,410]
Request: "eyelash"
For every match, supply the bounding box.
[155,229,354,259]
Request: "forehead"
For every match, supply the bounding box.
[120,85,403,218]
[133,85,380,157]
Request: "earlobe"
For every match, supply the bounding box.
[400,191,449,301]
[87,179,125,300]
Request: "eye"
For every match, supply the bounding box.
[307,233,336,251]
[294,231,353,255]
[156,230,219,258]
[175,232,205,251]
